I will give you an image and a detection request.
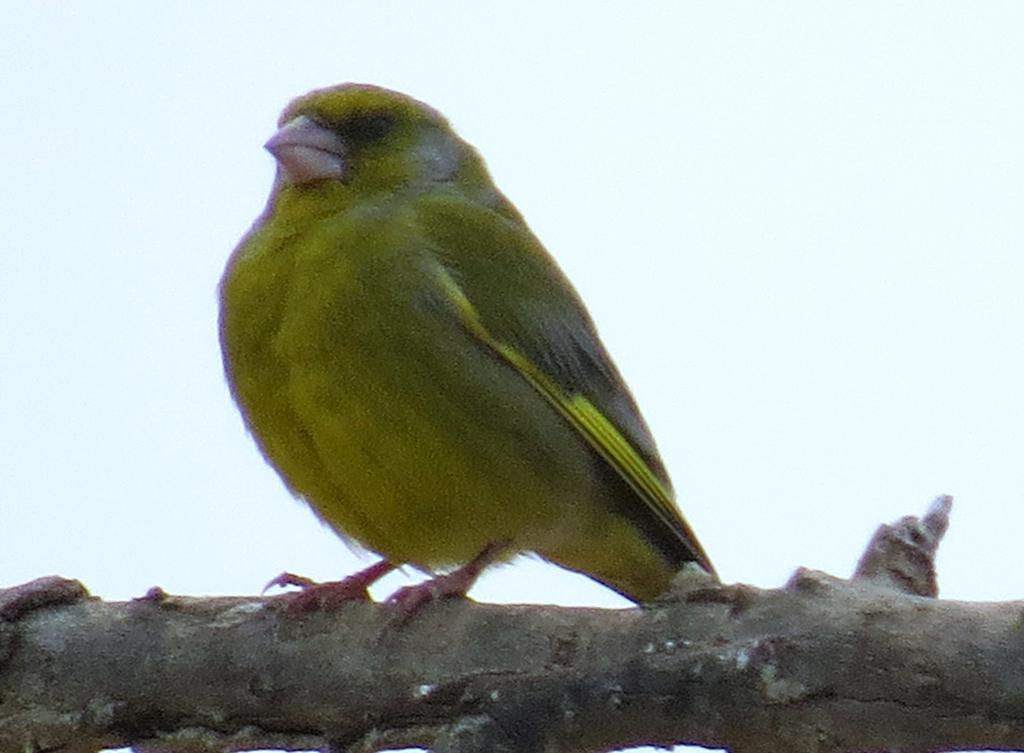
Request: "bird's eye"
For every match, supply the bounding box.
[338,113,396,143]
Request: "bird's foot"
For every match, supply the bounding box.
[386,567,476,615]
[265,560,395,611]
[385,541,509,619]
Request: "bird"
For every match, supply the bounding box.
[219,83,714,608]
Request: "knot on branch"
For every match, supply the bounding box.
[852,495,952,597]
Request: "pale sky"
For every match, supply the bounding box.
[3,5,1023,753]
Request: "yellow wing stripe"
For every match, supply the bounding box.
[437,270,687,540]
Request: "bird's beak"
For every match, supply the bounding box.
[265,115,348,185]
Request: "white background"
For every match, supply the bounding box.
[3,4,1022,753]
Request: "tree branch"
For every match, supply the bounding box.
[4,496,1021,753]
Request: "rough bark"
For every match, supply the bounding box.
[5,496,1019,753]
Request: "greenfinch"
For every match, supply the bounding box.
[219,83,714,605]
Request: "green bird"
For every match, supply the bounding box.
[219,83,714,606]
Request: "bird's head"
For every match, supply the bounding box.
[265,83,491,201]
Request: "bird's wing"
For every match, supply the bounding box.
[418,195,714,574]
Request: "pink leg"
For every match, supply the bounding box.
[387,541,508,616]
[265,559,396,611]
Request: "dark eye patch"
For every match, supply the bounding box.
[335,113,397,143]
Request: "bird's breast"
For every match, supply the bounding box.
[221,211,603,568]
